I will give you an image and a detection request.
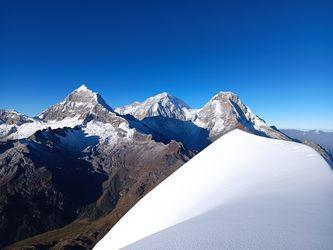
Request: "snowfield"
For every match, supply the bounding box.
[94,129,333,250]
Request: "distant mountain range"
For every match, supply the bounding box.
[282,129,333,153]
[0,85,332,249]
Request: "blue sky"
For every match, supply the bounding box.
[0,0,332,129]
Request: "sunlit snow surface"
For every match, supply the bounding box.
[95,129,333,250]
[0,116,83,140]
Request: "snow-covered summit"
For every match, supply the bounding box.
[115,92,191,120]
[75,84,90,92]
[39,84,113,121]
[95,129,333,250]
[192,91,275,139]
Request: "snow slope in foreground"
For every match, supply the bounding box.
[95,129,333,250]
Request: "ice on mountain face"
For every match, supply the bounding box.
[83,121,119,144]
[115,92,191,120]
[94,129,333,250]
[119,122,135,139]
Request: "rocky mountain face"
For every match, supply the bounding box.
[1,85,331,249]
[39,85,113,121]
[0,86,192,248]
[0,131,108,247]
[190,92,288,140]
[0,109,34,125]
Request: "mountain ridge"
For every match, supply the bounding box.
[116,90,289,141]
[95,129,333,250]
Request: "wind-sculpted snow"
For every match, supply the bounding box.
[95,129,333,250]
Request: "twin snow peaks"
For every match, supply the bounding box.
[0,84,288,144]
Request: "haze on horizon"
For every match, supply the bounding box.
[0,0,332,129]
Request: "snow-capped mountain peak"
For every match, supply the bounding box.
[39,84,113,121]
[115,92,191,120]
[189,90,290,141]
[75,84,90,92]
[0,85,127,141]
[215,91,238,99]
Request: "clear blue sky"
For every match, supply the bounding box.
[0,0,332,129]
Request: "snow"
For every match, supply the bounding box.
[115,92,191,120]
[211,100,223,115]
[94,129,333,250]
[0,116,83,140]
[119,122,135,139]
[114,91,286,140]
[211,118,225,132]
[83,121,119,143]
[76,84,90,92]
[53,120,131,150]
[244,106,267,130]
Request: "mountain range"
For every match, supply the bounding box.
[0,85,332,249]
[282,129,333,154]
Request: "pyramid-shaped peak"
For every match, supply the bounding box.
[75,84,91,92]
[66,85,100,103]
[71,84,96,95]
[39,84,113,121]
